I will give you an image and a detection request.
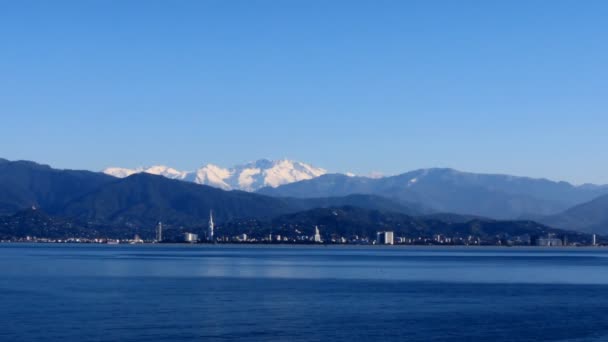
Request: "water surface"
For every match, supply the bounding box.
[1,244,607,341]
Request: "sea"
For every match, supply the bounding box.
[1,244,607,342]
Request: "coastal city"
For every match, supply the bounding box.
[4,2,608,341]
[3,212,603,247]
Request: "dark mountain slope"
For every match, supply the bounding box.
[296,194,428,216]
[56,173,424,228]
[0,159,116,215]
[0,159,427,230]
[0,208,97,239]
[57,173,296,227]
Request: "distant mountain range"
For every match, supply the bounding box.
[1,157,608,237]
[0,158,421,228]
[103,159,608,222]
[58,172,427,227]
[103,159,327,191]
[257,169,608,220]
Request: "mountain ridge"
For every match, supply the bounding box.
[258,169,608,219]
[103,159,327,191]
[0,159,116,215]
[0,159,425,225]
[55,172,429,227]
[3,158,608,233]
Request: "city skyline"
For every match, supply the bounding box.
[3,2,608,341]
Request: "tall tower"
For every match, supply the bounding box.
[156,222,163,242]
[313,226,322,243]
[208,210,215,242]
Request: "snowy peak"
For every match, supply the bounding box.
[103,165,190,180]
[141,165,190,180]
[194,159,327,192]
[103,167,144,178]
[194,164,232,190]
[232,159,327,190]
[102,159,327,192]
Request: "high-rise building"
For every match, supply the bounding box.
[592,234,597,246]
[313,226,322,243]
[208,210,214,242]
[156,222,163,242]
[376,231,394,245]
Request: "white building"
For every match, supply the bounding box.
[156,221,163,242]
[208,210,215,242]
[376,231,394,245]
[184,232,198,243]
[313,226,322,243]
[592,234,597,246]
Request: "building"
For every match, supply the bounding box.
[534,234,563,247]
[376,231,394,245]
[156,221,163,242]
[184,232,198,243]
[592,234,597,246]
[535,237,563,247]
[313,226,322,243]
[208,210,215,242]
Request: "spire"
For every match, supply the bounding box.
[208,210,215,241]
[156,221,163,242]
[313,225,322,243]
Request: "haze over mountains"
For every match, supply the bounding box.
[540,194,608,234]
[2,157,608,236]
[258,169,608,220]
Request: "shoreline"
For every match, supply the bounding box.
[0,241,605,249]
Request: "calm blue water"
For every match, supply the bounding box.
[1,245,608,342]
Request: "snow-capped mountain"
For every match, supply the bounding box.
[102,159,327,192]
[103,166,190,181]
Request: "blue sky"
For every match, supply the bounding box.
[1,1,607,184]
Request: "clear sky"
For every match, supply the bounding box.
[1,1,607,184]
